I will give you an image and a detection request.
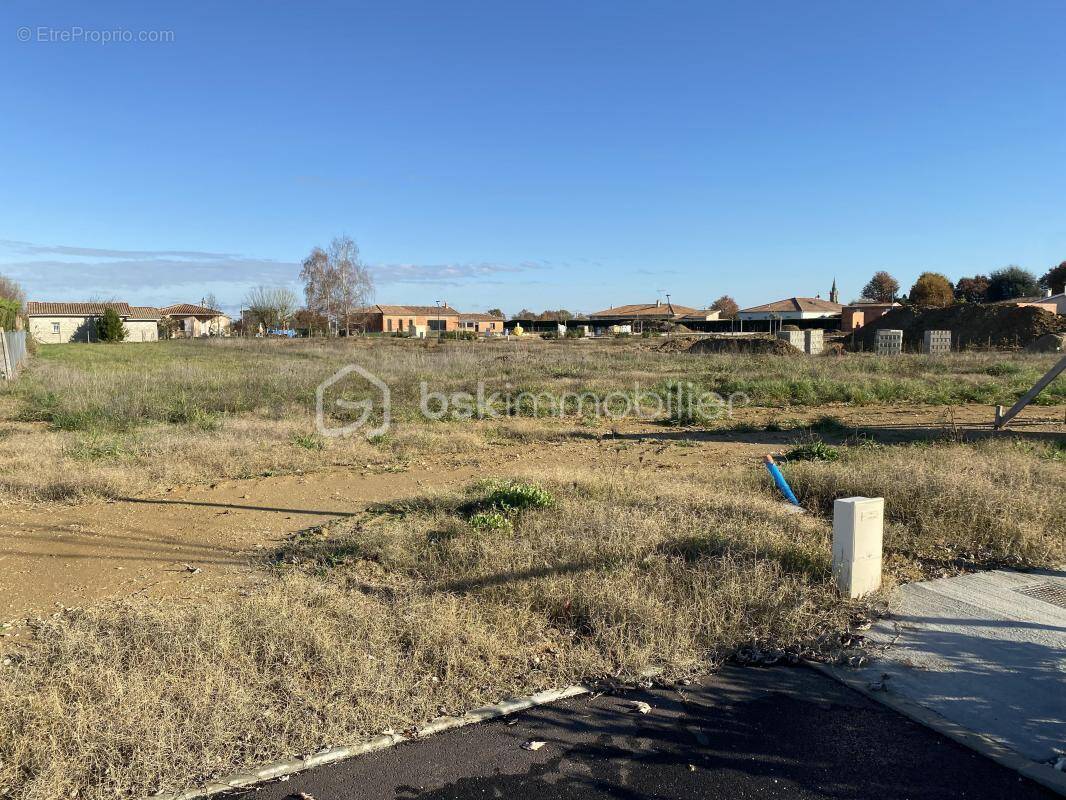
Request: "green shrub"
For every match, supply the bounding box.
[784,440,840,462]
[462,480,555,520]
[0,299,19,330]
[96,308,127,342]
[291,433,325,451]
[481,479,555,512]
[985,362,1022,377]
[468,510,513,532]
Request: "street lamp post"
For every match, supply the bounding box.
[435,300,442,340]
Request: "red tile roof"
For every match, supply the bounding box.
[373,304,462,316]
[26,302,132,316]
[161,304,224,317]
[128,306,162,320]
[589,301,701,318]
[740,297,843,314]
[460,312,504,322]
[842,301,901,310]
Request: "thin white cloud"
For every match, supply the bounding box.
[0,239,238,261]
[372,260,548,286]
[0,240,553,311]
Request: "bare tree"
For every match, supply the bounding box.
[709,295,739,319]
[299,236,375,335]
[0,274,25,306]
[244,286,299,330]
[300,246,335,331]
[329,235,374,335]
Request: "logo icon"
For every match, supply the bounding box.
[315,364,390,439]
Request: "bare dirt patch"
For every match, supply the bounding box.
[2,403,1062,627]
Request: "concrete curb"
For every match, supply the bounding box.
[807,661,1066,797]
[150,683,594,800]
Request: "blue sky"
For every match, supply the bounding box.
[2,0,1065,316]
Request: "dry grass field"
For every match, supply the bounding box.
[1,336,1063,503]
[0,337,1063,799]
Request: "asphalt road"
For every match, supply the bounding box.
[237,665,1056,800]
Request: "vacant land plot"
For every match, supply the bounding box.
[0,338,1063,799]
[1,337,1063,503]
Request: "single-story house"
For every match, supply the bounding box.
[589,300,717,332]
[161,304,231,337]
[458,312,505,335]
[738,297,843,322]
[360,304,462,336]
[841,301,902,331]
[27,302,160,343]
[1016,291,1066,316]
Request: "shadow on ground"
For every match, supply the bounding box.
[239,666,1056,800]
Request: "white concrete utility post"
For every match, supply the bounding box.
[832,497,885,598]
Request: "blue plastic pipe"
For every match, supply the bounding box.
[763,455,800,506]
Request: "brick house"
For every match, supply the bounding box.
[841,301,901,331]
[160,304,232,337]
[458,312,505,335]
[360,304,462,336]
[1016,291,1066,316]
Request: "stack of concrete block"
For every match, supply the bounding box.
[876,329,903,355]
[922,329,951,355]
[803,329,824,355]
[776,329,806,351]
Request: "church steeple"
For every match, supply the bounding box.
[830,277,839,304]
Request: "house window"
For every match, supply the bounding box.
[408,318,414,329]
[52,322,60,334]
[387,319,393,332]
[428,319,446,332]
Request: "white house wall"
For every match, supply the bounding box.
[29,316,158,343]
[738,311,838,321]
[29,315,93,343]
[126,320,159,341]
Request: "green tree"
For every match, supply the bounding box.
[861,271,899,303]
[954,275,989,303]
[486,308,504,318]
[909,272,954,307]
[986,266,1040,302]
[0,299,19,330]
[96,308,128,342]
[1039,261,1066,295]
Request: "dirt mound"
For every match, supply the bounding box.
[654,336,696,353]
[687,336,801,355]
[1026,333,1065,353]
[852,304,1066,351]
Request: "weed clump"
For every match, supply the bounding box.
[291,433,325,451]
[476,479,555,513]
[784,441,840,462]
[468,510,513,533]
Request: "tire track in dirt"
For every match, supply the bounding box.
[2,404,1061,627]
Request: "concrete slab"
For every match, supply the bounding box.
[835,568,1066,765]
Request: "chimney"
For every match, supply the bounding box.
[655,298,661,307]
[1046,288,1054,298]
